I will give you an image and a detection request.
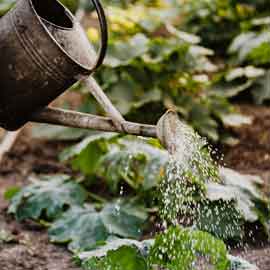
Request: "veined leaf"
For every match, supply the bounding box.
[80,245,148,270]
[149,226,230,270]
[49,199,148,252]
[97,137,168,192]
[8,175,87,221]
[59,133,118,175]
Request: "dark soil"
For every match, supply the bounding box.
[0,128,79,270]
[0,104,269,269]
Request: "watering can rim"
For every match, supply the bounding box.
[28,0,106,73]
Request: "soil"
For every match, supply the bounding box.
[0,104,269,270]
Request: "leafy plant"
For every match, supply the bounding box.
[149,226,230,270]
[80,245,148,270]
[8,175,87,221]
[78,226,231,270]
[196,168,270,241]
[61,134,168,192]
[49,199,148,251]
[75,2,237,141]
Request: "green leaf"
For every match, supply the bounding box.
[8,175,87,221]
[49,199,148,252]
[149,226,230,270]
[60,133,118,175]
[197,168,270,240]
[81,245,148,270]
[4,186,21,200]
[195,200,244,241]
[229,31,270,63]
[252,69,270,104]
[97,137,168,192]
[105,34,150,67]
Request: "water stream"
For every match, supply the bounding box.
[157,111,220,226]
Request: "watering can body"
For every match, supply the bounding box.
[0,0,107,131]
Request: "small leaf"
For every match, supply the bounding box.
[4,186,21,200]
[221,113,253,127]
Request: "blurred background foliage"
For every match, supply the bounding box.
[2,0,270,141]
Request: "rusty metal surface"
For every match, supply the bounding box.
[0,0,104,131]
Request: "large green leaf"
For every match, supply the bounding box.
[8,175,87,221]
[149,226,230,270]
[60,133,118,175]
[105,34,150,67]
[77,238,153,261]
[97,137,168,192]
[49,199,148,251]
[196,168,270,240]
[195,200,244,241]
[81,245,148,270]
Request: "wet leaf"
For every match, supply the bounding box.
[80,245,148,270]
[78,238,153,261]
[8,175,87,221]
[60,133,118,175]
[149,226,230,270]
[49,199,148,252]
[97,138,168,192]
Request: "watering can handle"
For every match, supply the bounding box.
[90,0,108,70]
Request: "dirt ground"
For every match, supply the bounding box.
[0,104,269,270]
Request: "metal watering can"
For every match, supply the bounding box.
[0,0,180,148]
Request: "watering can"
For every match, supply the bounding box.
[0,0,180,149]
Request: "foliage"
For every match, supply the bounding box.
[78,226,231,270]
[8,175,87,221]
[60,131,270,240]
[49,199,148,251]
[77,2,238,141]
[61,134,168,192]
[149,226,230,270]
[80,245,148,270]
[195,168,270,241]
[180,0,270,52]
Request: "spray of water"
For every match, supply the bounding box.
[157,111,220,226]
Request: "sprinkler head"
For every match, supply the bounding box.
[157,110,181,155]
